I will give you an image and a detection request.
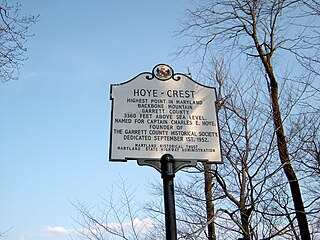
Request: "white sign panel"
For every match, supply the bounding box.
[109,64,222,163]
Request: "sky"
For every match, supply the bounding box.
[0,1,194,239]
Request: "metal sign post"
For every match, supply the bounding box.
[109,64,222,239]
[161,154,177,240]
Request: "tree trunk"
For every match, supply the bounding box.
[240,210,251,240]
[268,74,311,240]
[203,163,216,240]
[254,44,311,239]
[249,16,311,236]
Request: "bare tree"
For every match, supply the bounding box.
[0,1,38,82]
[72,178,156,240]
[144,51,320,240]
[211,68,281,240]
[146,61,291,239]
[176,1,320,239]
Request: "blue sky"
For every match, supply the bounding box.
[0,1,193,239]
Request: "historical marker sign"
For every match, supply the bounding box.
[109,64,222,163]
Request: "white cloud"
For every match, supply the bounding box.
[43,218,155,239]
[131,218,155,232]
[104,217,155,234]
[43,226,72,235]
[18,235,27,240]
[76,217,156,237]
